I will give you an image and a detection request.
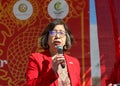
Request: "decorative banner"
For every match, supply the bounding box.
[0,0,90,86]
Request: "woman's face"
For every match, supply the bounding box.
[48,25,66,52]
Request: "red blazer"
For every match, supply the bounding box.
[26,50,81,86]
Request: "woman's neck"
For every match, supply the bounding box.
[49,49,57,56]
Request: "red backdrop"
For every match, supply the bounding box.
[95,0,120,85]
[0,0,90,86]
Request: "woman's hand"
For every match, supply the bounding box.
[52,54,65,72]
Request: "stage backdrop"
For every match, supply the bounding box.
[0,0,90,86]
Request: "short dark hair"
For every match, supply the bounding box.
[40,19,74,51]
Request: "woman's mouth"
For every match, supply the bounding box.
[54,41,61,45]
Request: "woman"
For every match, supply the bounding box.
[26,19,81,86]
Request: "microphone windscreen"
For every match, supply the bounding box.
[56,45,65,68]
[56,45,63,54]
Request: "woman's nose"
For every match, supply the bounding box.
[55,32,60,38]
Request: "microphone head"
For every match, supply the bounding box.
[56,45,63,54]
[56,45,65,68]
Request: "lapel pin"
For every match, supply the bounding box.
[69,62,73,64]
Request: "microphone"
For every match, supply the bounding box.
[56,45,65,68]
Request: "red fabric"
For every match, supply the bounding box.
[110,0,119,61]
[95,0,120,85]
[106,0,120,85]
[26,50,81,86]
[106,60,120,85]
[95,0,116,85]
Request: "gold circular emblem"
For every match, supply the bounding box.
[18,3,28,12]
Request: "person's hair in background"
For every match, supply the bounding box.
[40,19,74,51]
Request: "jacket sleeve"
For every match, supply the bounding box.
[25,53,59,86]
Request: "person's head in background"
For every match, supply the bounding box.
[40,19,74,55]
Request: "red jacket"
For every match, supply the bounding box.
[26,50,81,86]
